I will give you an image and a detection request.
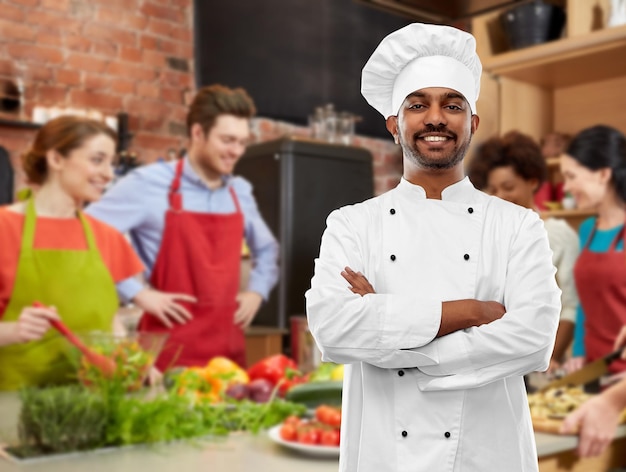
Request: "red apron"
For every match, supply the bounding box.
[574,224,626,374]
[139,159,246,370]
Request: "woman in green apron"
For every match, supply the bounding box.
[0,116,145,390]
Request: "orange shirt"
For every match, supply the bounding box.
[0,206,144,317]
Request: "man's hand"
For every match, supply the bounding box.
[438,300,506,337]
[235,291,263,329]
[341,266,375,296]
[133,289,196,329]
[472,300,507,326]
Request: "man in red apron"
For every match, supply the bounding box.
[87,85,280,370]
[140,158,248,369]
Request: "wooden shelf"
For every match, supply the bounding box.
[482,24,626,88]
[0,118,41,130]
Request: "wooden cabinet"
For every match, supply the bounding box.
[244,326,287,367]
[470,0,626,229]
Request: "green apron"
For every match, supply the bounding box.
[0,198,118,390]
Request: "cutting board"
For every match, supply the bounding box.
[532,415,576,434]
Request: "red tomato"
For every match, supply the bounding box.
[283,415,301,427]
[325,409,342,428]
[320,428,340,447]
[316,405,342,428]
[298,427,321,445]
[315,405,332,423]
[279,423,298,441]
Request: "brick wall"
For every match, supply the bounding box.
[0,0,401,196]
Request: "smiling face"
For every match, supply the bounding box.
[386,87,478,171]
[486,165,538,209]
[560,153,612,211]
[189,114,250,184]
[48,133,116,203]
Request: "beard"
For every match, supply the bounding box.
[400,125,472,170]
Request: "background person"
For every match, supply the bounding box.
[306,23,560,472]
[86,84,279,370]
[467,130,579,372]
[0,116,144,390]
[560,125,626,375]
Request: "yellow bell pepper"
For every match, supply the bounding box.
[176,367,222,403]
[330,364,344,381]
[204,356,249,391]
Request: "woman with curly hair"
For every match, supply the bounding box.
[467,130,580,371]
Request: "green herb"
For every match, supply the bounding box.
[17,386,108,455]
[12,384,306,458]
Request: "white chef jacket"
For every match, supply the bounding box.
[305,177,561,472]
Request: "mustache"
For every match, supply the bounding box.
[412,125,457,141]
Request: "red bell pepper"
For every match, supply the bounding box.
[247,354,306,396]
[277,371,310,397]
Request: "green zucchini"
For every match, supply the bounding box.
[285,380,343,408]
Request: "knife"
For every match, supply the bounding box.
[538,348,624,392]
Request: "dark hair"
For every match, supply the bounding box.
[22,115,117,185]
[467,130,546,191]
[186,84,256,136]
[567,125,626,202]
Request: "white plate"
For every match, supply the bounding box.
[267,425,340,458]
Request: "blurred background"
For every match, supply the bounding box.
[0,0,625,362]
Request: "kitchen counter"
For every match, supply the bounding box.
[0,392,625,472]
[0,432,339,472]
[0,392,335,472]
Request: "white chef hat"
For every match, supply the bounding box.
[361,23,482,118]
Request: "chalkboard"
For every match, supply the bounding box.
[193,0,410,139]
[0,146,13,205]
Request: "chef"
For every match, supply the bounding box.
[86,85,279,370]
[305,23,561,472]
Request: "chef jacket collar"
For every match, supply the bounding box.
[181,157,233,188]
[398,176,475,202]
